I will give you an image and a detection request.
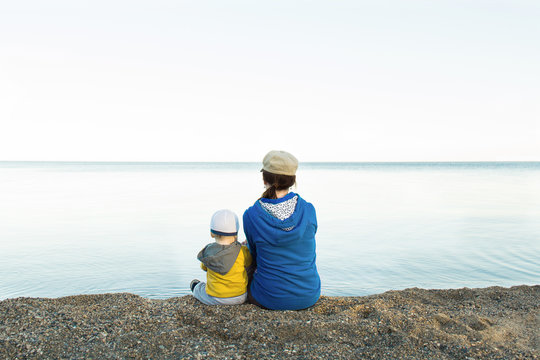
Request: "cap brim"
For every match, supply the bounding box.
[211,229,238,236]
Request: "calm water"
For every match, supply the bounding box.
[0,162,539,300]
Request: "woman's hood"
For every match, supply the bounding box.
[247,194,314,245]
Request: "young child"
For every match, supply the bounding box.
[190,209,252,305]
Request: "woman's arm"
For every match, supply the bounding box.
[243,211,257,260]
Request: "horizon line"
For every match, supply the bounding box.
[1,160,539,164]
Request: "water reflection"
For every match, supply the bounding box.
[1,162,539,299]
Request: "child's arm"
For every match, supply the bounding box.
[243,246,253,267]
[242,246,255,284]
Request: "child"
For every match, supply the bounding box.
[190,209,252,305]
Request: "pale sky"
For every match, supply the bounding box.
[1,1,539,162]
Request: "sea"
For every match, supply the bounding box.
[0,161,539,300]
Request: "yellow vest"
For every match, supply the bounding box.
[201,246,252,298]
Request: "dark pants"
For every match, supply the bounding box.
[247,289,268,309]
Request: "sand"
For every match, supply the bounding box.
[1,285,538,359]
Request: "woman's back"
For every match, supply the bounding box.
[243,192,321,310]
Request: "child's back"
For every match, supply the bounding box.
[190,209,252,305]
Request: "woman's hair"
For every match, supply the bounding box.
[260,170,296,199]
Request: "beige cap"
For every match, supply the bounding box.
[261,150,298,176]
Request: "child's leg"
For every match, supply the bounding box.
[192,282,247,305]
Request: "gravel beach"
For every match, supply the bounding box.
[1,285,538,359]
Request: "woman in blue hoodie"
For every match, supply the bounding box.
[243,150,321,310]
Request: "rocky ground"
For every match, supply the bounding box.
[0,285,538,359]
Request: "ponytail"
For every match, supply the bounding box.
[261,184,277,200]
[260,170,296,200]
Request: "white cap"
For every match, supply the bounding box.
[210,209,239,236]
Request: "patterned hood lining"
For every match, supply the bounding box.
[259,195,298,231]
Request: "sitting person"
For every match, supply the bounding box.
[243,150,321,310]
[190,209,252,305]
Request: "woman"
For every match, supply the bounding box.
[243,150,321,310]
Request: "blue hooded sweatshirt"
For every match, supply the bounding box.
[243,192,321,310]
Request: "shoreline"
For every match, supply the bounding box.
[1,285,538,359]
